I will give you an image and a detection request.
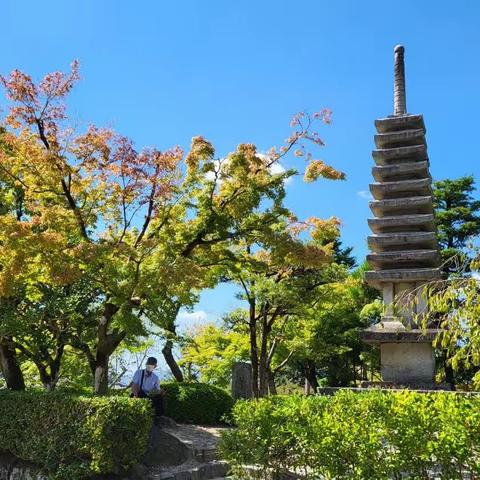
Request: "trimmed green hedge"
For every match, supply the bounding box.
[220,390,480,479]
[162,382,233,424]
[0,390,153,479]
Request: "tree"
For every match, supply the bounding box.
[180,322,250,387]
[433,176,480,274]
[0,127,26,390]
[0,63,339,393]
[332,238,357,269]
[223,215,347,397]
[0,280,100,390]
[426,261,480,389]
[284,264,380,392]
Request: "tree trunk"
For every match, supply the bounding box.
[94,349,110,394]
[0,339,25,390]
[258,313,271,397]
[37,364,58,392]
[93,302,125,395]
[248,303,260,398]
[267,368,277,395]
[304,359,318,394]
[94,331,125,394]
[445,364,456,391]
[162,340,184,382]
[304,378,311,395]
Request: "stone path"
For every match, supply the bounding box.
[137,422,232,480]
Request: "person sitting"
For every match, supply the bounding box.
[131,357,165,419]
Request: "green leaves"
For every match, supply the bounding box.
[433,175,480,275]
[221,391,480,479]
[0,390,152,479]
[162,381,234,424]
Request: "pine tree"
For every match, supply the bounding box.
[433,175,480,274]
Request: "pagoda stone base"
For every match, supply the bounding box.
[361,327,440,388]
[381,342,434,385]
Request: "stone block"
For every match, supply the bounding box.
[364,268,441,288]
[374,114,425,134]
[374,128,425,148]
[372,144,427,165]
[372,160,429,182]
[367,249,440,269]
[370,178,431,200]
[368,232,437,252]
[368,214,435,234]
[381,342,435,386]
[231,362,252,400]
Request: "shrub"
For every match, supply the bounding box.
[0,390,153,480]
[220,390,480,479]
[162,382,234,424]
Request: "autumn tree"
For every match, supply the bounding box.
[0,127,26,390]
[220,213,348,397]
[0,63,338,393]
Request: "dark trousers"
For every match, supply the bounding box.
[138,390,164,417]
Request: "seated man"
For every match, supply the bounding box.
[131,356,165,419]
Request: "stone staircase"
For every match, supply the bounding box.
[133,419,231,480]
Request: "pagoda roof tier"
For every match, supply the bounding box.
[368,232,437,252]
[364,267,441,286]
[368,214,435,233]
[372,144,427,165]
[367,249,440,270]
[372,161,429,182]
[370,178,432,200]
[375,129,426,149]
[369,196,434,217]
[375,114,425,134]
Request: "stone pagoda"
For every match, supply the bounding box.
[361,45,442,388]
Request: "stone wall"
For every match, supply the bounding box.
[0,452,46,480]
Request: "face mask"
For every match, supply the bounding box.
[146,365,155,373]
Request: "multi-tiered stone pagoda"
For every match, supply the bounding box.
[361,45,442,388]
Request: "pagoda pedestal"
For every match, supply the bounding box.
[360,56,443,389]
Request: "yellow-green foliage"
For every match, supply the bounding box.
[221,390,480,479]
[163,382,234,424]
[0,390,153,479]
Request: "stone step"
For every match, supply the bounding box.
[368,232,437,252]
[372,161,429,182]
[370,195,434,217]
[375,114,425,134]
[154,461,230,480]
[374,128,426,148]
[369,178,431,200]
[368,214,435,234]
[372,144,427,165]
[367,249,440,269]
[194,447,218,463]
[364,267,442,286]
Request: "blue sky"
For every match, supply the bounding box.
[2,0,480,332]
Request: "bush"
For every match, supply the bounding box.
[220,390,480,479]
[162,382,234,424]
[0,390,153,480]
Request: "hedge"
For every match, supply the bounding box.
[220,390,480,479]
[162,382,234,424]
[0,390,153,480]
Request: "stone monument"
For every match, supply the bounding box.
[231,361,253,400]
[361,45,442,388]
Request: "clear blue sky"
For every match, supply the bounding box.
[2,0,480,329]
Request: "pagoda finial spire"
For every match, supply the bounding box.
[393,45,406,116]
